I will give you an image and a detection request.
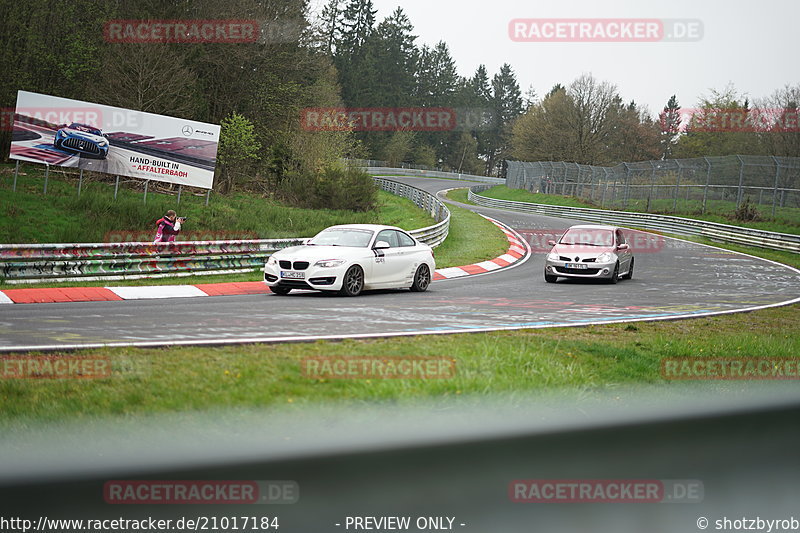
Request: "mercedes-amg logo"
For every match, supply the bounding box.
[182,125,194,136]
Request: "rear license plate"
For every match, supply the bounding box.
[281,271,305,279]
[565,263,588,269]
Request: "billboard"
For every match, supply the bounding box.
[9,91,220,189]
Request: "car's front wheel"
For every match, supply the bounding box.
[339,265,364,296]
[410,264,431,292]
[608,262,620,284]
[270,286,292,295]
[544,272,558,283]
[622,258,634,280]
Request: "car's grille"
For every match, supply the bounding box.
[293,261,309,270]
[558,256,596,263]
[278,280,313,289]
[555,267,601,275]
[279,260,292,269]
[62,137,101,154]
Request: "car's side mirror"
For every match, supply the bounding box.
[374,240,390,249]
[547,240,556,246]
[617,243,629,250]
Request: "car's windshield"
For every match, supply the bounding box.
[308,228,374,247]
[559,228,614,247]
[68,123,101,135]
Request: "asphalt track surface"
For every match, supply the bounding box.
[1,176,799,352]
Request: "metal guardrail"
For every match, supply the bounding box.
[0,239,304,282]
[0,178,450,283]
[374,177,450,247]
[468,186,800,253]
[367,166,505,184]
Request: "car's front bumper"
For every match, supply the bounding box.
[544,258,616,279]
[263,262,347,291]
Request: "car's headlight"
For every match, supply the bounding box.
[267,256,277,266]
[98,139,108,146]
[314,259,345,268]
[597,252,615,263]
[547,252,559,261]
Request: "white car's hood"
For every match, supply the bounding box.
[272,244,367,261]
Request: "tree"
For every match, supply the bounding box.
[659,95,682,159]
[565,73,617,164]
[673,85,764,157]
[217,112,261,194]
[486,63,523,174]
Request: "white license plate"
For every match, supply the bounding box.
[565,263,588,269]
[280,271,305,279]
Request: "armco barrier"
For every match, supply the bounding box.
[468,185,800,253]
[0,178,450,283]
[374,177,450,247]
[367,166,505,185]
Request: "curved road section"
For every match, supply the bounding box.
[1,176,798,351]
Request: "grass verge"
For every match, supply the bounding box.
[1,304,797,425]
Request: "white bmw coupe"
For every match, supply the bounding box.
[264,224,436,296]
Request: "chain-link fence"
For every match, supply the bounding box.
[506,156,800,217]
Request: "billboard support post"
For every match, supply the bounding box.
[143,180,149,204]
[12,160,19,192]
[43,164,49,195]
[205,189,211,206]
[77,169,83,196]
[177,185,182,205]
[114,176,120,199]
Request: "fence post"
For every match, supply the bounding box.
[114,176,120,199]
[78,169,83,196]
[647,161,656,212]
[12,160,19,192]
[771,156,780,218]
[143,180,149,204]
[561,161,567,195]
[622,163,631,209]
[177,185,182,205]
[735,155,745,208]
[702,157,711,214]
[601,168,608,207]
[205,188,211,206]
[43,164,49,195]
